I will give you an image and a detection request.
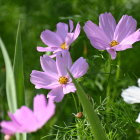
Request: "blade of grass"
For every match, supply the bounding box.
[13,21,27,140]
[0,38,20,140]
[13,20,25,107]
[68,70,108,140]
[0,38,17,112]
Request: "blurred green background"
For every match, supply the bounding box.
[1,0,140,139]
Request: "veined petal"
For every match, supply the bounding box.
[121,86,140,104]
[56,22,68,41]
[120,29,140,45]
[40,55,58,78]
[112,44,132,51]
[33,94,55,127]
[47,87,64,102]
[37,46,58,52]
[88,36,109,50]
[56,53,67,76]
[106,48,117,60]
[99,13,116,41]
[62,51,72,69]
[69,20,74,32]
[84,20,110,44]
[30,70,58,89]
[73,23,81,41]
[70,57,89,78]
[63,83,76,94]
[65,33,74,46]
[114,15,137,42]
[41,30,62,47]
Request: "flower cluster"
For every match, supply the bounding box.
[1,12,140,138]
[0,20,88,137]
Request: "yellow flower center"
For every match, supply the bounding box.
[110,40,119,47]
[60,42,67,50]
[58,76,68,84]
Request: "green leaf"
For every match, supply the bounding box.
[0,38,17,113]
[13,21,27,140]
[0,38,21,140]
[68,71,108,140]
[13,21,25,107]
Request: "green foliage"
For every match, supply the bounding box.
[1,0,140,139]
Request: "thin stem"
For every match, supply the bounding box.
[71,93,79,112]
[116,52,121,81]
[105,55,112,116]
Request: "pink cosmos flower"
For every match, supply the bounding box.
[30,51,89,102]
[0,94,55,135]
[37,20,80,57]
[84,13,140,59]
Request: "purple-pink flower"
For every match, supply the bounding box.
[37,20,80,57]
[84,13,140,59]
[30,51,89,102]
[0,94,55,135]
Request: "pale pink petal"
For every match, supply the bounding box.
[114,15,137,42]
[113,44,132,51]
[120,29,140,45]
[62,51,72,69]
[41,30,63,47]
[33,94,55,127]
[87,36,109,50]
[56,53,67,76]
[69,20,74,32]
[1,127,15,135]
[106,49,117,60]
[73,23,81,41]
[99,13,116,41]
[56,22,68,41]
[40,55,58,78]
[47,87,64,102]
[70,57,89,78]
[37,46,58,52]
[12,106,38,132]
[84,20,110,44]
[63,83,76,94]
[30,70,59,89]
[65,33,74,46]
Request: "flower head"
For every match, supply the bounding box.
[30,51,89,102]
[37,20,80,57]
[121,79,140,123]
[84,13,140,59]
[0,94,55,135]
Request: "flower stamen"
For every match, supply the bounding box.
[110,40,119,47]
[58,76,68,84]
[60,42,67,50]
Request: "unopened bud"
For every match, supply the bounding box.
[4,135,12,140]
[75,112,83,118]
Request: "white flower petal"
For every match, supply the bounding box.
[121,86,140,104]
[136,113,140,123]
[138,79,140,87]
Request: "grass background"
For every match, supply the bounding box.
[1,0,140,139]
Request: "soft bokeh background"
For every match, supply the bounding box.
[1,0,140,139]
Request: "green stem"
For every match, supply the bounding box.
[116,52,121,81]
[105,55,112,116]
[72,93,79,112]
